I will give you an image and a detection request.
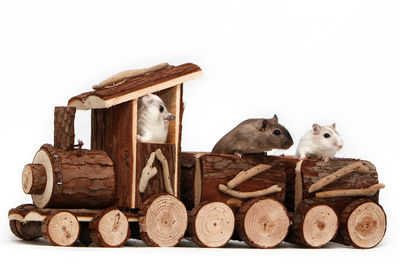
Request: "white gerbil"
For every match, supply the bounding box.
[295,123,343,162]
[137,94,175,143]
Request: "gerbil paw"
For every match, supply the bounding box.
[234,152,242,159]
[322,157,330,162]
[136,135,143,142]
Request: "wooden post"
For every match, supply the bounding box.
[54,106,76,150]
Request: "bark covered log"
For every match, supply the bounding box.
[286,199,338,248]
[138,194,187,247]
[42,211,80,246]
[54,106,76,150]
[188,201,235,248]
[29,144,115,208]
[236,197,290,248]
[292,158,380,213]
[9,220,42,240]
[180,153,287,211]
[22,164,46,194]
[336,198,386,248]
[89,208,130,247]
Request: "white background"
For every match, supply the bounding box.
[0,0,399,266]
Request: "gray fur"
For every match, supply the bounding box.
[212,115,293,156]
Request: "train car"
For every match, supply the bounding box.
[8,63,386,249]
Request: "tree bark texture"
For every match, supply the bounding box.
[135,142,176,208]
[336,198,386,248]
[54,106,76,150]
[89,207,130,247]
[69,63,201,106]
[41,211,80,246]
[180,153,288,211]
[290,158,380,214]
[30,144,115,208]
[286,199,339,248]
[9,220,42,240]
[22,164,47,194]
[91,101,134,208]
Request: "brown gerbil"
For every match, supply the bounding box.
[212,115,293,157]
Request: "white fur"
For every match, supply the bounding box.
[137,94,175,144]
[295,123,344,161]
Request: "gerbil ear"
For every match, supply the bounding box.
[258,119,268,132]
[331,123,336,130]
[312,124,321,135]
[273,114,278,122]
[144,94,154,104]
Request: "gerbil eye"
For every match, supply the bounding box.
[159,105,164,113]
[323,133,331,138]
[273,130,281,136]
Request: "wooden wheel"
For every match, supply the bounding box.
[236,198,289,248]
[340,199,386,248]
[9,220,42,241]
[139,194,187,247]
[42,211,80,246]
[89,208,130,247]
[289,202,338,248]
[188,202,235,248]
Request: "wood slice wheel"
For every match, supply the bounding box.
[139,194,188,247]
[188,202,235,248]
[340,199,386,248]
[236,197,290,248]
[9,220,42,241]
[301,205,338,248]
[89,208,130,247]
[42,211,80,246]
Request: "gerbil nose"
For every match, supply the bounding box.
[337,145,343,150]
[166,114,175,121]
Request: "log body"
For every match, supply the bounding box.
[91,101,134,208]
[29,144,115,208]
[294,158,379,213]
[54,106,76,150]
[135,142,176,208]
[180,153,287,211]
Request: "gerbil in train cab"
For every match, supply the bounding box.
[9,63,386,249]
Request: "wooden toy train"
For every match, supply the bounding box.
[8,63,386,248]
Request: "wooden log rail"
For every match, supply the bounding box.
[316,183,385,198]
[138,148,173,195]
[308,162,370,193]
[218,163,281,199]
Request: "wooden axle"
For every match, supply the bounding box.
[22,164,46,194]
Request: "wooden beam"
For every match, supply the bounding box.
[68,63,202,110]
[131,99,138,208]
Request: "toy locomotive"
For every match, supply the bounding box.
[8,63,386,248]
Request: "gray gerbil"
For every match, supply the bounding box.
[137,94,175,143]
[212,115,294,157]
[295,123,344,162]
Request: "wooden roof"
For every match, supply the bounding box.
[68,63,202,110]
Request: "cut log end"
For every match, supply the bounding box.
[22,164,47,194]
[89,208,130,247]
[42,211,80,246]
[9,220,42,240]
[189,202,235,248]
[340,199,386,248]
[236,198,290,248]
[302,205,338,247]
[139,194,187,247]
